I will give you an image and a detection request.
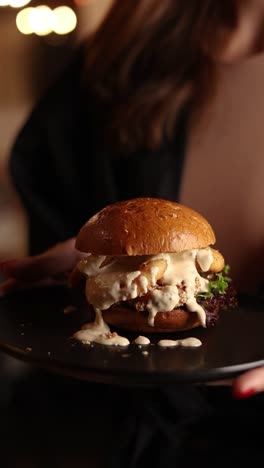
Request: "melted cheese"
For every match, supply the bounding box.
[74,248,213,346]
[147,250,212,327]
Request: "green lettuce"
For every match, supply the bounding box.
[198,265,232,300]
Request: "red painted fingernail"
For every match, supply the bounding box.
[232,388,256,400]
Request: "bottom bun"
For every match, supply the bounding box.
[102,305,201,333]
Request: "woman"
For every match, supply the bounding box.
[0,0,264,464]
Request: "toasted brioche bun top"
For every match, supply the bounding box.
[75,197,216,256]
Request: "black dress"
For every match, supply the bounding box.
[9,46,186,256]
[4,46,264,468]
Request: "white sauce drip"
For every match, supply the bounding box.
[158,337,202,348]
[196,249,213,272]
[134,336,151,345]
[73,308,130,346]
[80,255,151,310]
[74,248,213,347]
[77,255,108,276]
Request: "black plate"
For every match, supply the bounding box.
[0,287,263,386]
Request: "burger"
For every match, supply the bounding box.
[70,198,237,344]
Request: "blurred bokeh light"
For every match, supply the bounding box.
[29,5,54,36]
[16,5,77,36]
[10,0,31,7]
[15,6,33,34]
[53,6,77,35]
[0,0,31,6]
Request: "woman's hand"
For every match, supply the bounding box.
[0,238,86,295]
[209,369,264,398]
[232,367,264,399]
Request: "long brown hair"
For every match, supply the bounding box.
[84,0,239,152]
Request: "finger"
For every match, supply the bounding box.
[0,238,85,282]
[206,379,232,386]
[0,278,20,296]
[0,256,67,281]
[232,366,264,399]
[0,257,44,281]
[0,276,68,296]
